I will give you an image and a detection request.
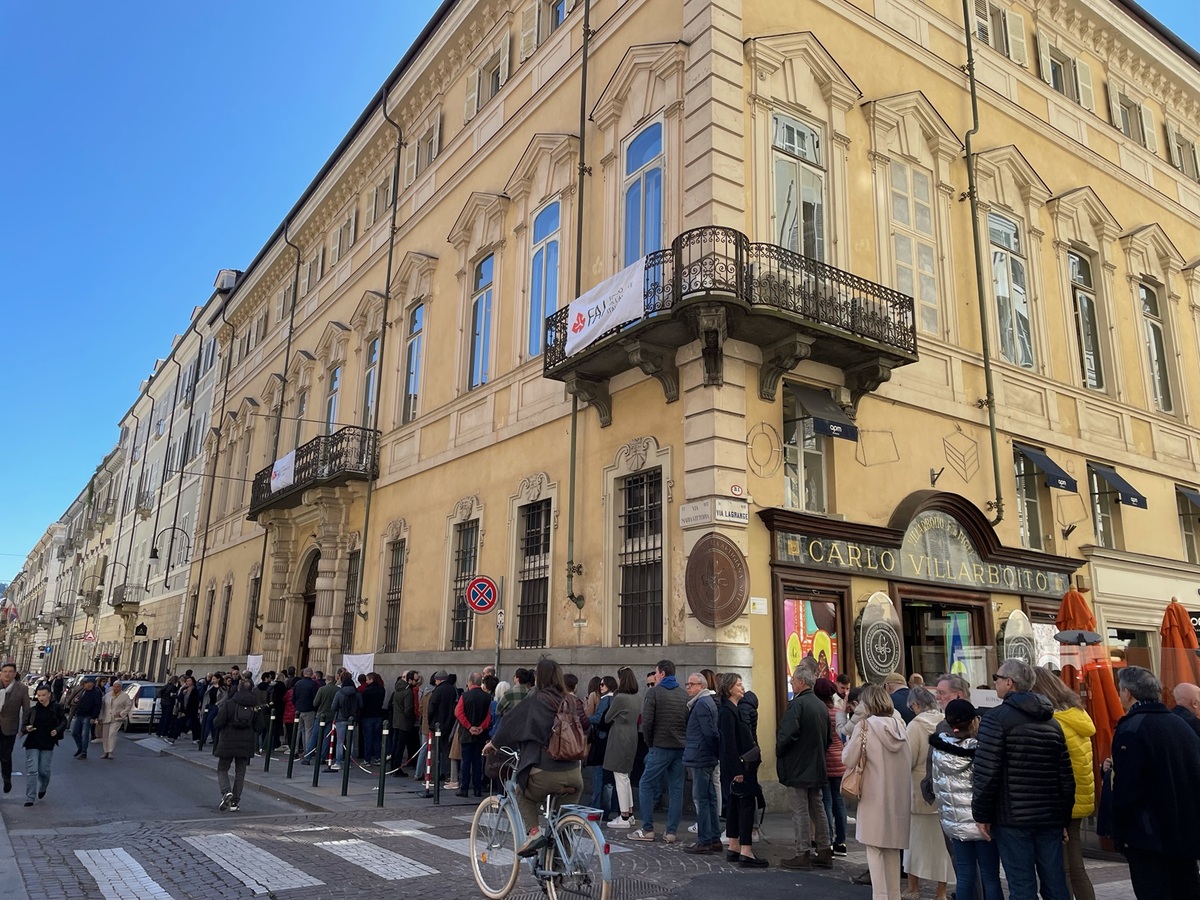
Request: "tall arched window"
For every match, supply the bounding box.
[402,304,424,424]
[469,256,494,390]
[623,122,663,266]
[528,202,560,357]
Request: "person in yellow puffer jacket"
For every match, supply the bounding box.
[1034,668,1096,900]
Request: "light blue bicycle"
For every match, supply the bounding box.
[469,747,612,899]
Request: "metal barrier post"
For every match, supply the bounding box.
[377,723,389,808]
[312,719,325,787]
[432,727,442,806]
[286,720,299,779]
[341,721,354,797]
[263,710,276,772]
[418,731,433,799]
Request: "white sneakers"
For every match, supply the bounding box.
[607,815,634,829]
[219,792,234,811]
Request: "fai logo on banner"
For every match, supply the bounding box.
[564,257,647,357]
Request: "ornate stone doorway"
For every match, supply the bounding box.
[298,553,320,669]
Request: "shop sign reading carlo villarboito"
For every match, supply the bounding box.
[775,510,1070,599]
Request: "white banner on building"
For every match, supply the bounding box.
[564,257,647,357]
[342,653,375,681]
[270,450,296,493]
[246,654,264,680]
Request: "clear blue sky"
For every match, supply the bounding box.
[0,1,1196,583]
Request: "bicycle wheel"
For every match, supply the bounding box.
[469,795,521,899]
[545,814,611,900]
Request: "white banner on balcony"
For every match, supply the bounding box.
[564,256,647,357]
[269,450,296,493]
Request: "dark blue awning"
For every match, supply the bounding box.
[1089,463,1147,509]
[1177,485,1200,513]
[1014,443,1077,493]
[792,386,857,442]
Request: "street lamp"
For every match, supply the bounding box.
[149,526,192,588]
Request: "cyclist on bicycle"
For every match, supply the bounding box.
[484,657,591,856]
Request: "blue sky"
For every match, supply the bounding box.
[0,0,1196,583]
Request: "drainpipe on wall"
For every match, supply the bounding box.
[107,410,139,608]
[565,0,594,611]
[960,0,1004,526]
[351,87,404,628]
[146,357,184,592]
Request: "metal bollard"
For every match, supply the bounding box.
[312,719,325,787]
[264,710,277,772]
[286,721,299,779]
[418,732,434,799]
[341,721,354,797]
[377,723,389,808]
[432,727,442,806]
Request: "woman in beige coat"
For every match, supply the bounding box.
[843,684,912,900]
[99,681,133,759]
[904,687,952,900]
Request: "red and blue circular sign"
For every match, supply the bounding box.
[466,575,499,614]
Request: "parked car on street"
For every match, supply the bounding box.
[122,681,166,730]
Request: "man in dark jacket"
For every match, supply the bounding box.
[426,671,459,785]
[972,659,1073,900]
[454,672,492,797]
[390,671,418,777]
[330,673,361,771]
[682,672,720,854]
[22,684,66,806]
[291,667,318,755]
[1113,667,1200,899]
[1171,682,1200,740]
[632,659,689,843]
[777,666,832,869]
[213,679,266,812]
[70,676,103,760]
[309,670,342,765]
[155,677,179,737]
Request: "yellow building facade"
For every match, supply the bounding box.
[175,0,1200,769]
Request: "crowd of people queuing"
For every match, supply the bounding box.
[7,656,1200,899]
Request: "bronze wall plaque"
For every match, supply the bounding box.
[686,532,749,628]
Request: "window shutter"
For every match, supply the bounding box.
[1107,80,1123,131]
[301,263,310,294]
[430,117,441,159]
[1166,121,1183,168]
[1005,11,1027,65]
[404,142,417,187]
[1036,33,1052,84]
[351,207,358,244]
[566,0,577,10]
[1190,143,1200,181]
[498,35,510,87]
[974,0,991,47]
[464,70,479,123]
[520,2,539,62]
[1074,59,1094,111]
[1140,104,1156,152]
[319,246,325,280]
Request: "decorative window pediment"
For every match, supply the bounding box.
[259,373,285,410]
[746,32,861,116]
[862,91,962,168]
[1048,186,1121,247]
[504,133,579,207]
[1120,223,1185,280]
[286,349,316,389]
[974,145,1052,212]
[314,321,351,365]
[350,290,386,338]
[447,192,510,257]
[591,42,685,138]
[392,251,439,305]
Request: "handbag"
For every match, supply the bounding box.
[840,722,868,802]
[740,745,762,765]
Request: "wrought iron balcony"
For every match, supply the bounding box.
[543,226,918,425]
[248,425,379,519]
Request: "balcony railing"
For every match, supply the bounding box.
[544,226,916,372]
[249,425,379,518]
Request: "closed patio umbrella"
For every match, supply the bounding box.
[1055,589,1123,773]
[1159,598,1200,707]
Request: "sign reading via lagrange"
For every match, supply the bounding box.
[775,510,1070,599]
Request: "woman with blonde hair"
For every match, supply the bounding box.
[903,686,952,900]
[1032,667,1095,900]
[843,683,912,900]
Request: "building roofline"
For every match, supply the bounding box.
[1109,0,1200,71]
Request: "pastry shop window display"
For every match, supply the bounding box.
[782,592,840,701]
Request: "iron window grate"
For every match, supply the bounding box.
[342,551,361,652]
[516,499,551,648]
[383,540,406,653]
[618,469,663,646]
[451,520,479,650]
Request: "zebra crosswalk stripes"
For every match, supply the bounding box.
[315,838,439,879]
[184,832,324,893]
[74,848,174,900]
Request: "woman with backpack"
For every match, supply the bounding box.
[213,678,265,812]
[485,657,590,857]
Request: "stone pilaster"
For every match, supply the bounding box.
[681,0,746,230]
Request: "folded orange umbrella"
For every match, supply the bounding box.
[1160,599,1200,707]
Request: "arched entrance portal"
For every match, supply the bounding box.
[298,553,320,669]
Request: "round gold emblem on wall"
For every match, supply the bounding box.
[685,532,750,629]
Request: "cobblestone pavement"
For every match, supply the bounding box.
[1,731,1136,899]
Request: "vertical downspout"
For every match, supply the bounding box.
[354,89,404,622]
[146,357,184,591]
[252,220,303,644]
[126,398,155,582]
[565,0,594,609]
[165,360,198,587]
[188,307,235,655]
[961,0,1004,526]
[107,411,139,607]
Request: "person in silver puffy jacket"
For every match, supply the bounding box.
[928,699,1002,900]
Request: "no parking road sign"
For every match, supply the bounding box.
[466,575,500,614]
